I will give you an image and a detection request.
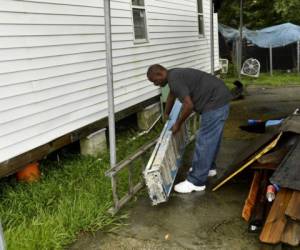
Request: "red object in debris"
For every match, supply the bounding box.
[16,162,41,183]
[266,185,276,202]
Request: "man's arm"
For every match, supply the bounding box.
[172,96,194,134]
[164,91,176,119]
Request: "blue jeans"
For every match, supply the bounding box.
[187,104,229,186]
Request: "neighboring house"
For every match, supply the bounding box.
[0,0,220,177]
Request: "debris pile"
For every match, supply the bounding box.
[214,112,300,247]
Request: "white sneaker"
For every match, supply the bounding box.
[189,168,217,177]
[208,169,217,177]
[174,180,206,193]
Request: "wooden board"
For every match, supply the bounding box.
[242,171,262,221]
[281,220,300,246]
[257,147,289,165]
[270,136,300,191]
[259,188,293,244]
[213,132,282,191]
[249,171,270,230]
[212,130,280,189]
[252,162,278,171]
[285,191,300,221]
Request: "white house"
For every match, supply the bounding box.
[0,0,220,176]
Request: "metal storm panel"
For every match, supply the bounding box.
[144,100,195,205]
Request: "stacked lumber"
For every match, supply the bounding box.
[213,114,300,247]
[243,176,300,247]
[259,189,300,246]
[236,129,300,247]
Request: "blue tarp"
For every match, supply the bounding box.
[219,23,239,41]
[219,23,300,48]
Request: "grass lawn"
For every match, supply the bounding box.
[223,70,300,87]
[0,120,162,250]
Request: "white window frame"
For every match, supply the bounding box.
[131,0,149,44]
[197,0,205,37]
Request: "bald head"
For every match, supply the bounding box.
[147,64,168,87]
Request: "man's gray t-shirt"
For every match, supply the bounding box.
[167,68,231,114]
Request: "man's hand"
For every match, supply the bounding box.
[171,122,181,134]
[164,92,175,120]
[170,96,194,135]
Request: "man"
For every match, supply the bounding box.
[147,64,231,193]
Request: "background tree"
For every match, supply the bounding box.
[274,0,300,25]
[218,0,300,29]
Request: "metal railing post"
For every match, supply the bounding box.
[104,0,118,212]
[0,222,5,250]
[238,0,243,80]
[269,44,273,76]
[297,41,300,74]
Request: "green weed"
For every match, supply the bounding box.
[222,70,300,87]
[0,120,162,250]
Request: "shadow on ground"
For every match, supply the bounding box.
[70,86,300,250]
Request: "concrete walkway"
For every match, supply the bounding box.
[70,86,300,250]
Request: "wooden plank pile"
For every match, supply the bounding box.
[241,133,300,247]
[244,172,300,246]
[213,113,300,248]
[261,189,300,246]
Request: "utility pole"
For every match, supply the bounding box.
[238,0,243,79]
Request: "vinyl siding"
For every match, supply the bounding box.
[0,0,219,163]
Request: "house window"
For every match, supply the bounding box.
[132,0,148,41]
[197,0,204,36]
